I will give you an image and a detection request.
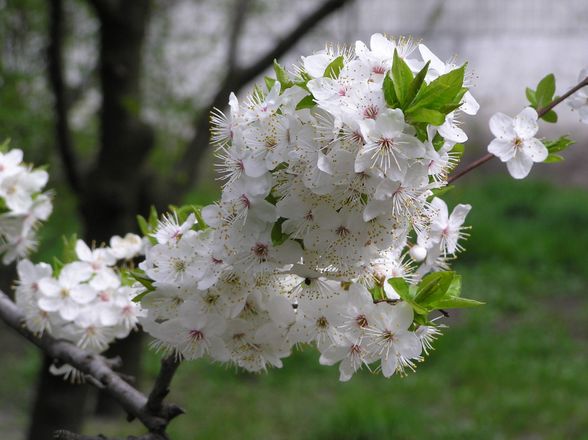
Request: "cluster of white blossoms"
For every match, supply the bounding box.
[15,234,145,380]
[139,34,478,381]
[0,147,53,264]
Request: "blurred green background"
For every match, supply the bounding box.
[1,0,588,439]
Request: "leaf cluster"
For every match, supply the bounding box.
[526,73,558,122]
[388,272,483,326]
[383,50,467,134]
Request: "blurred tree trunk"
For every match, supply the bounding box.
[28,1,154,437]
[83,0,154,417]
[28,1,91,438]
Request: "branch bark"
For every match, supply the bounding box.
[47,0,81,195]
[448,75,588,184]
[169,0,354,200]
[0,289,182,438]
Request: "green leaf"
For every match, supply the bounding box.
[0,138,11,153]
[271,218,290,246]
[541,109,558,123]
[132,290,151,303]
[295,94,316,110]
[407,108,446,125]
[535,73,556,108]
[387,278,428,315]
[429,296,484,309]
[525,87,537,106]
[429,185,455,198]
[409,64,466,112]
[414,271,456,305]
[137,215,150,236]
[61,234,79,264]
[323,56,344,79]
[264,76,276,92]
[273,60,293,89]
[543,135,574,153]
[405,61,430,108]
[391,49,414,106]
[543,153,564,163]
[383,74,400,108]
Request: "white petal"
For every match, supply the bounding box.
[506,153,534,179]
[487,139,515,162]
[489,112,515,139]
[514,107,539,139]
[522,138,548,162]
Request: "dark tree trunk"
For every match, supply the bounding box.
[82,0,154,417]
[28,357,91,440]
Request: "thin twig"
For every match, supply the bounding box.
[448,76,588,184]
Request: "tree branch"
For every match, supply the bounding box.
[48,0,82,195]
[0,289,182,438]
[170,0,354,199]
[448,75,588,184]
[226,0,253,73]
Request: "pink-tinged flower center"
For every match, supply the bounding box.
[338,87,347,97]
[363,105,379,120]
[237,159,245,172]
[240,194,251,209]
[304,210,314,221]
[98,291,110,302]
[350,344,362,355]
[351,130,364,145]
[211,256,223,265]
[122,305,133,316]
[252,242,269,259]
[189,329,204,341]
[372,65,386,74]
[378,137,395,151]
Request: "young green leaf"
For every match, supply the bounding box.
[407,108,446,125]
[429,296,484,309]
[409,64,466,112]
[295,94,316,110]
[414,271,456,305]
[323,56,344,79]
[540,109,558,123]
[543,135,574,153]
[271,218,290,246]
[525,87,537,106]
[273,60,293,89]
[405,61,430,108]
[391,49,414,106]
[535,73,556,108]
[383,74,400,108]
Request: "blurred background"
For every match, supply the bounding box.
[1,0,587,439]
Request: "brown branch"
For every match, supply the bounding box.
[146,355,183,419]
[448,75,588,184]
[53,431,110,440]
[171,0,354,199]
[48,0,81,194]
[226,0,253,73]
[0,289,182,438]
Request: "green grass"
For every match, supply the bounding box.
[4,178,588,439]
